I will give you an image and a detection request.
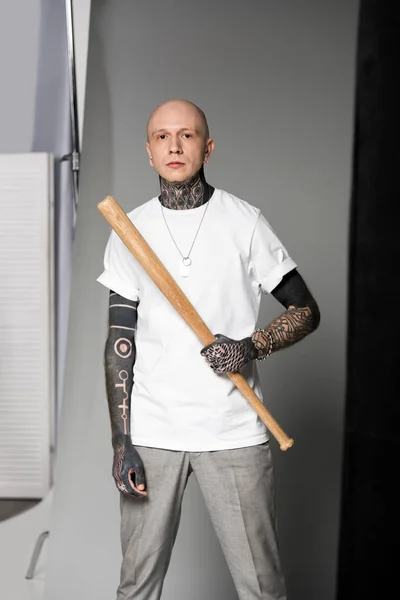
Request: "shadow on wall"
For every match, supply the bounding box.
[0,500,40,523]
[42,12,124,600]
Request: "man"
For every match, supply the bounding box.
[97,99,320,600]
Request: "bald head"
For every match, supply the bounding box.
[145,98,215,182]
[146,99,210,141]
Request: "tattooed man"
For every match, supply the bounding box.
[97,99,320,600]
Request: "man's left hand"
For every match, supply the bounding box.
[200,333,257,374]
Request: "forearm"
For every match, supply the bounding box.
[251,301,320,358]
[251,269,321,359]
[104,336,135,442]
[104,293,138,445]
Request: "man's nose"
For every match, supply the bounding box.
[168,135,183,153]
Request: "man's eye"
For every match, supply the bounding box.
[158,134,167,140]
[183,134,191,138]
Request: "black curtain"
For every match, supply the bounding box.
[336,2,400,598]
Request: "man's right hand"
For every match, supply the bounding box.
[112,434,147,497]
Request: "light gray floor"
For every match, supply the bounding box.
[0,491,51,600]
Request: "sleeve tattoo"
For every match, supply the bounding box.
[104,290,138,444]
[251,269,321,358]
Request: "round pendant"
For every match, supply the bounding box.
[182,257,192,267]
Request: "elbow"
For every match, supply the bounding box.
[311,302,321,332]
[104,335,115,366]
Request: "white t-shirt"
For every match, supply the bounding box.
[97,188,296,451]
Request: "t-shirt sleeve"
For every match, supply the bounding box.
[96,229,140,301]
[249,212,297,294]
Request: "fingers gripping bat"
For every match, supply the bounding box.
[97,195,294,451]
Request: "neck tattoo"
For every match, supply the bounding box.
[159,166,215,278]
[159,166,214,210]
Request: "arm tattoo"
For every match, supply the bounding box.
[104,291,146,497]
[252,269,321,358]
[104,291,138,443]
[253,305,316,355]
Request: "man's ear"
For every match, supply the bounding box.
[204,138,215,163]
[145,141,154,167]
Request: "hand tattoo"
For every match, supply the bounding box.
[112,434,146,498]
[201,333,257,374]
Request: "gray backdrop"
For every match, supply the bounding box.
[44,1,359,599]
[0,0,41,153]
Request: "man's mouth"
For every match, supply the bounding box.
[167,161,185,168]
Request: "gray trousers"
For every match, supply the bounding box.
[117,442,287,600]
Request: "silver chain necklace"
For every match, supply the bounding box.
[161,200,210,277]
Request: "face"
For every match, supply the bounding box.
[145,101,214,182]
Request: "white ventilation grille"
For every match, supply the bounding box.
[0,153,54,498]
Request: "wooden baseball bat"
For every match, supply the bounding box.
[97,195,294,451]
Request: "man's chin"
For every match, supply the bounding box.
[159,170,196,183]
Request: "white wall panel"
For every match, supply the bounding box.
[0,153,54,498]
